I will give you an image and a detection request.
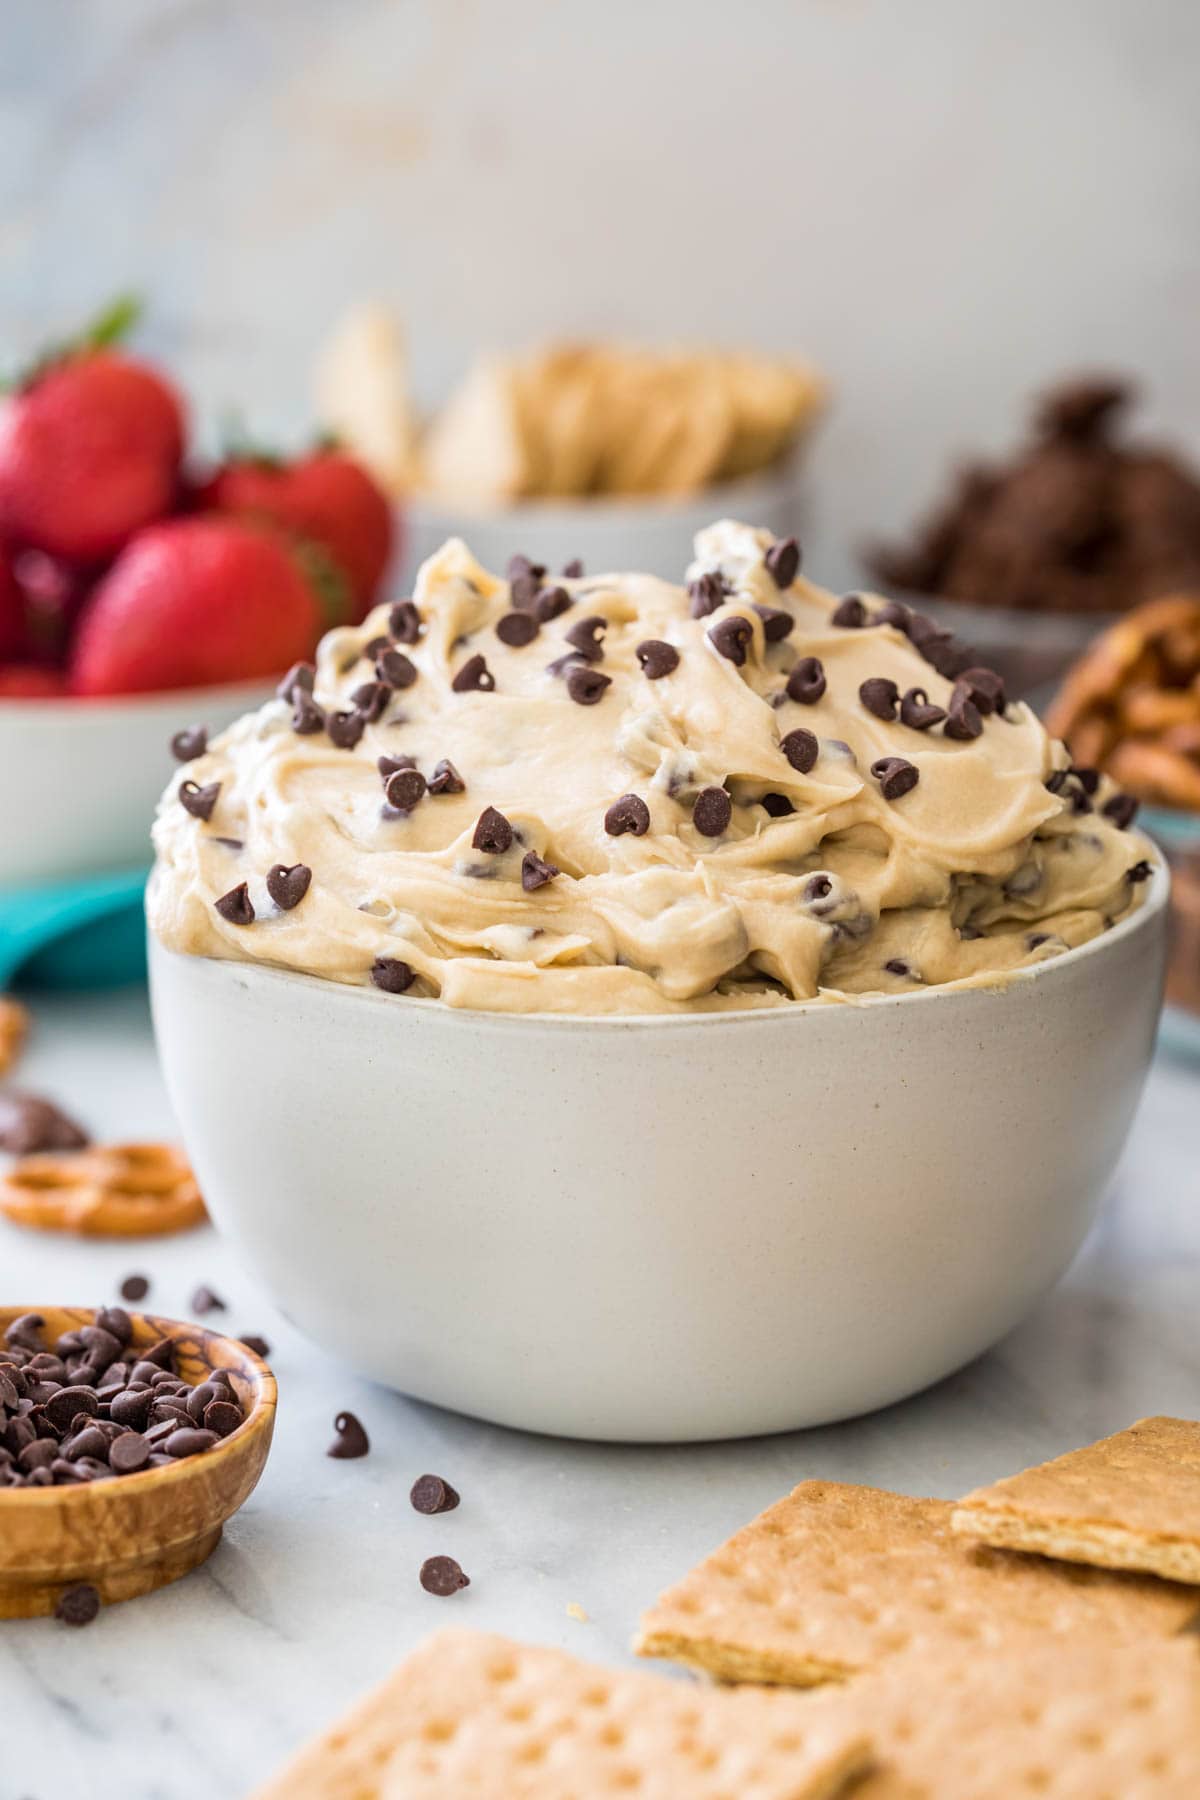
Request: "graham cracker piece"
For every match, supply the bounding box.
[421,355,534,504]
[635,1481,1199,1687]
[251,1628,872,1799]
[0,996,29,1075]
[952,1416,1200,1584]
[803,1634,1200,1798]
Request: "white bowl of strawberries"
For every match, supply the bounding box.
[0,303,397,888]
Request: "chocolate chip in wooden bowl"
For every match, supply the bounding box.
[785,656,826,704]
[534,585,571,623]
[388,600,422,644]
[565,665,611,706]
[0,1092,89,1155]
[472,806,514,855]
[1103,792,1140,829]
[831,594,868,628]
[277,660,315,704]
[635,639,680,679]
[495,610,540,648]
[55,1582,100,1627]
[604,794,650,838]
[291,691,326,736]
[899,687,946,731]
[687,571,729,618]
[693,787,732,838]
[411,1472,460,1515]
[170,725,208,762]
[780,728,819,774]
[327,1411,370,1459]
[108,1432,150,1475]
[119,1274,150,1303]
[370,957,415,995]
[521,851,559,892]
[763,535,801,589]
[451,653,496,693]
[214,883,255,926]
[190,1285,225,1315]
[859,677,900,721]
[376,648,418,690]
[564,615,607,662]
[266,864,312,911]
[180,780,220,822]
[943,684,984,742]
[428,758,466,796]
[419,1554,470,1597]
[327,708,367,750]
[871,755,920,801]
[384,768,428,814]
[752,603,794,642]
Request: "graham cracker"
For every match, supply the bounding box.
[635,1480,1199,1687]
[803,1634,1200,1798]
[952,1416,1200,1584]
[251,1628,872,1799]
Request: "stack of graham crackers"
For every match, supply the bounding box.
[253,1417,1200,1797]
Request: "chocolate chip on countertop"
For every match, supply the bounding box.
[496,610,539,647]
[943,685,984,742]
[604,794,651,837]
[831,594,868,628]
[266,863,312,911]
[190,1285,225,1316]
[687,571,729,618]
[871,756,920,800]
[535,585,571,622]
[388,600,422,644]
[291,691,326,735]
[214,883,255,926]
[376,648,418,690]
[180,780,220,822]
[411,1472,461,1515]
[419,1555,470,1596]
[780,728,819,773]
[239,1335,271,1359]
[635,639,680,679]
[785,657,826,705]
[859,677,900,721]
[327,1411,370,1460]
[452,653,495,693]
[566,665,611,705]
[521,851,559,892]
[564,615,607,662]
[384,768,428,814]
[0,1092,89,1154]
[119,1274,150,1302]
[752,604,794,642]
[370,957,415,995]
[693,787,733,838]
[1103,793,1139,829]
[472,806,514,854]
[428,758,466,796]
[277,661,316,704]
[170,726,208,763]
[760,792,795,817]
[899,687,946,730]
[708,615,754,666]
[561,558,584,578]
[327,709,367,750]
[764,536,801,589]
[55,1583,101,1627]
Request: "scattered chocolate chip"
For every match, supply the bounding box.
[1072,766,1101,795]
[291,691,326,735]
[472,806,514,854]
[884,959,916,978]
[509,572,541,611]
[378,754,416,778]
[564,615,607,662]
[943,685,984,741]
[1103,793,1139,829]
[55,1583,100,1627]
[411,1472,461,1515]
[384,768,428,813]
[266,863,312,911]
[875,599,913,633]
[119,1274,149,1302]
[1127,860,1153,883]
[419,1554,469,1597]
[428,758,465,796]
[190,1285,225,1316]
[327,1410,370,1459]
[561,558,584,578]
[956,666,1007,716]
[180,780,220,822]
[687,571,729,618]
[389,600,422,644]
[214,883,255,926]
[109,1432,150,1475]
[327,709,367,750]
[831,594,868,628]
[871,756,920,800]
[507,553,546,584]
[376,648,418,690]
[496,611,539,647]
[899,687,946,730]
[535,585,571,622]
[0,1092,89,1154]
[452,653,495,693]
[1027,933,1052,951]
[212,836,243,850]
[693,787,733,837]
[708,615,753,666]
[780,728,819,773]
[521,851,559,891]
[859,677,900,721]
[764,536,801,589]
[371,957,415,994]
[170,726,208,762]
[635,639,680,679]
[760,792,795,817]
[277,661,315,704]
[240,1335,271,1359]
[566,665,611,705]
[752,604,795,642]
[785,657,826,704]
[910,615,970,679]
[363,635,391,662]
[604,793,650,837]
[351,680,391,723]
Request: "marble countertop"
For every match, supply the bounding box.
[1,985,1198,1799]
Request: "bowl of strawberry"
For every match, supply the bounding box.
[0,301,397,891]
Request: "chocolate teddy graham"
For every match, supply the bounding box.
[149,521,1152,1014]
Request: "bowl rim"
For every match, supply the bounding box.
[0,675,275,720]
[148,855,1169,1035]
[0,1304,277,1506]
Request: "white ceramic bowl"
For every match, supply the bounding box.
[0,682,273,888]
[149,870,1168,1443]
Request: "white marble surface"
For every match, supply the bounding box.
[0,985,1198,1798]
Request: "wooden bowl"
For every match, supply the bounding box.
[0,1305,277,1618]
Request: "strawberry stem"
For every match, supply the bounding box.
[7,292,144,390]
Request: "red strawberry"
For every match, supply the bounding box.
[0,663,69,699]
[0,350,185,565]
[70,519,323,697]
[0,546,26,661]
[198,449,393,617]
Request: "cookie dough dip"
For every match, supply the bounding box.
[149,521,1153,1015]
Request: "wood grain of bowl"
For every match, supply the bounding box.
[0,1305,276,1619]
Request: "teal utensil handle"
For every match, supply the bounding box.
[0,867,149,989]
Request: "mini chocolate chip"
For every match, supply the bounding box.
[805,874,833,904]
[693,787,732,837]
[763,536,801,589]
[753,604,795,642]
[561,558,584,578]
[604,793,651,837]
[1027,933,1052,950]
[521,851,559,891]
[564,615,607,662]
[214,883,255,925]
[266,863,312,911]
[708,615,753,666]
[180,780,220,822]
[0,1092,89,1155]
[327,1410,370,1459]
[389,600,422,644]
[351,681,390,722]
[384,769,428,813]
[212,836,243,850]
[56,1583,100,1627]
[419,1555,469,1597]
[428,758,466,796]
[1127,860,1153,883]
[291,691,326,735]
[780,728,819,773]
[1103,793,1139,829]
[913,621,970,679]
[190,1285,225,1315]
[277,661,315,703]
[109,1432,150,1475]
[760,792,795,817]
[956,665,1006,716]
[785,657,826,704]
[363,635,390,662]
[943,686,984,741]
[170,726,208,762]
[452,653,495,692]
[859,677,900,721]
[371,957,415,994]
[884,959,915,978]
[496,611,539,647]
[876,599,913,633]
[327,708,367,750]
[1072,765,1101,795]
[871,756,920,800]
[831,594,868,628]
[687,571,729,618]
[636,639,680,679]
[899,687,946,730]
[472,806,514,854]
[204,1399,242,1437]
[119,1275,149,1302]
[510,572,541,611]
[535,585,571,622]
[507,553,546,584]
[566,665,611,705]
[411,1472,461,1514]
[378,753,416,777]
[376,648,417,690]
[240,1335,271,1359]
